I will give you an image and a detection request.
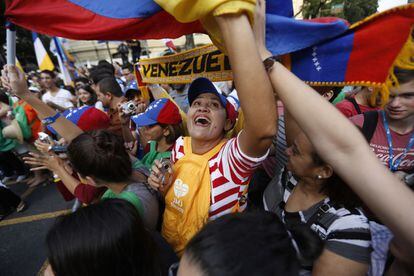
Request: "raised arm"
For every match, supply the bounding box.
[1,65,83,143]
[252,0,414,248]
[215,9,277,157]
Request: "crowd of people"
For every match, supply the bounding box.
[1,0,414,275]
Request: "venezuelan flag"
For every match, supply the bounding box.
[5,0,203,40]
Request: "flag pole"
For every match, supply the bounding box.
[6,21,16,65]
[106,41,113,64]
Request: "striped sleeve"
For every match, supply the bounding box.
[171,136,185,164]
[324,211,372,264]
[216,132,269,185]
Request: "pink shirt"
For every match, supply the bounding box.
[336,98,379,118]
[350,113,414,172]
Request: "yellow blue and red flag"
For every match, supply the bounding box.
[32,32,54,71]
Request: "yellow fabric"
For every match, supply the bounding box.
[39,55,54,71]
[154,0,256,52]
[162,137,227,255]
[370,27,414,107]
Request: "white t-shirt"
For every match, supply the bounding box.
[42,88,74,109]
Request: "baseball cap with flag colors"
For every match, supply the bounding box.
[131,98,182,127]
[47,106,110,134]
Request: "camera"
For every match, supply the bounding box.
[38,132,53,144]
[159,158,172,186]
[121,101,138,115]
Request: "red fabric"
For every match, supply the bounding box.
[55,173,107,204]
[55,180,76,201]
[350,113,414,172]
[74,184,107,204]
[5,0,203,41]
[157,100,182,125]
[77,107,110,132]
[335,98,380,118]
[345,8,414,83]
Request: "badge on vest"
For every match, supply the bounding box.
[171,179,189,214]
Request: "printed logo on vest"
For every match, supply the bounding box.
[173,179,189,198]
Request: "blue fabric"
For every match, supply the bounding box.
[267,0,293,18]
[68,0,161,19]
[291,32,354,82]
[265,15,349,56]
[132,98,168,127]
[47,105,92,134]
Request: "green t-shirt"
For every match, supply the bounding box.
[132,141,171,170]
[101,189,144,215]
[0,121,17,152]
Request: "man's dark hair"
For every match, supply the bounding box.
[184,211,300,276]
[74,77,90,86]
[67,130,131,183]
[89,68,114,85]
[394,67,414,85]
[41,70,55,79]
[97,77,123,98]
[46,199,161,276]
[97,60,115,74]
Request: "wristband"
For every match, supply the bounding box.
[42,113,61,125]
[263,56,281,72]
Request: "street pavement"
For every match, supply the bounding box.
[0,181,74,276]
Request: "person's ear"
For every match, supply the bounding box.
[224,118,233,132]
[105,92,113,101]
[163,126,171,137]
[314,164,333,180]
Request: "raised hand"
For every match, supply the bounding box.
[1,65,30,99]
[148,159,173,193]
[23,152,64,173]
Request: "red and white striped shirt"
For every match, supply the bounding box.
[171,134,268,220]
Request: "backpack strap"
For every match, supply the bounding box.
[305,202,332,229]
[361,111,379,143]
[347,98,362,115]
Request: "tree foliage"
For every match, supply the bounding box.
[302,0,378,24]
[1,1,56,71]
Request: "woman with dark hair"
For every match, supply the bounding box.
[253,1,371,274]
[263,131,371,275]
[77,85,97,107]
[66,130,160,230]
[46,199,177,276]
[76,85,103,111]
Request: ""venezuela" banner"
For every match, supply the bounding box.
[137,44,232,84]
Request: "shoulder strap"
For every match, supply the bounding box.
[347,98,362,115]
[361,111,379,143]
[306,202,331,229]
